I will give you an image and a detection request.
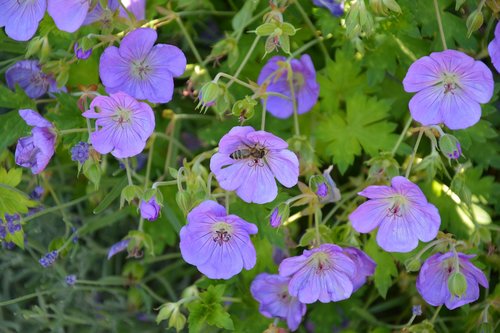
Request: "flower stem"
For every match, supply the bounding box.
[213,72,256,90]
[293,0,329,60]
[261,97,267,130]
[433,0,448,50]
[144,136,155,190]
[287,67,300,136]
[21,193,95,224]
[152,180,178,189]
[227,36,261,88]
[405,129,424,178]
[124,158,133,186]
[175,16,204,65]
[314,208,322,246]
[391,117,413,156]
[59,128,88,135]
[163,117,177,176]
[0,289,56,307]
[431,304,443,324]
[288,38,322,60]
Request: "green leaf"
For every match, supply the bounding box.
[0,168,36,217]
[317,94,398,173]
[188,285,234,332]
[7,230,24,249]
[0,85,36,110]
[364,236,398,298]
[0,109,31,153]
[231,0,258,33]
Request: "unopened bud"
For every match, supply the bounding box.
[26,37,43,58]
[448,271,468,297]
[197,81,220,112]
[270,203,289,228]
[405,257,422,272]
[467,9,484,37]
[176,191,192,214]
[231,96,257,122]
[439,134,462,160]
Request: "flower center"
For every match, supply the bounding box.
[131,59,152,80]
[309,251,332,274]
[387,194,408,218]
[292,72,305,90]
[211,222,233,246]
[441,72,460,95]
[113,107,132,125]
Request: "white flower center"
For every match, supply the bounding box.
[440,72,460,95]
[386,194,409,218]
[131,59,152,80]
[309,251,332,274]
[113,107,132,125]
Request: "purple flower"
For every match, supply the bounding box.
[84,0,119,25]
[120,0,146,20]
[82,92,155,158]
[179,200,258,279]
[416,252,488,310]
[488,22,500,73]
[0,224,6,239]
[343,247,376,292]
[270,208,281,228]
[30,186,44,200]
[210,126,299,204]
[71,142,90,163]
[39,250,58,267]
[257,54,319,119]
[48,0,90,33]
[6,60,60,99]
[279,244,356,304]
[107,239,130,259]
[412,305,422,316]
[0,0,46,41]
[139,197,161,221]
[74,42,92,60]
[312,0,344,16]
[65,274,77,286]
[403,50,493,130]
[349,176,441,253]
[3,241,15,250]
[99,28,187,103]
[15,109,56,175]
[316,183,328,198]
[250,273,306,331]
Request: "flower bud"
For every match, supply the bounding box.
[74,42,92,60]
[176,191,192,215]
[169,308,187,331]
[447,271,468,297]
[270,203,289,228]
[438,134,462,160]
[412,305,422,316]
[26,37,43,58]
[467,9,484,38]
[405,257,422,272]
[477,322,494,333]
[156,302,177,324]
[367,155,400,182]
[197,81,221,112]
[139,196,161,221]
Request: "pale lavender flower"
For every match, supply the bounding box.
[349,176,441,253]
[48,0,90,33]
[0,0,46,41]
[15,109,56,175]
[210,126,299,204]
[30,186,44,200]
[139,197,160,221]
[412,305,422,316]
[279,244,356,304]
[71,142,90,163]
[488,22,500,73]
[250,273,306,331]
[83,92,155,158]
[179,200,258,279]
[83,0,119,25]
[416,252,488,310]
[343,247,376,291]
[403,50,493,130]
[120,0,146,20]
[6,60,60,99]
[257,54,319,119]
[99,28,186,103]
[74,42,92,60]
[312,0,344,16]
[39,250,58,267]
[107,239,130,259]
[270,208,281,228]
[65,274,77,286]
